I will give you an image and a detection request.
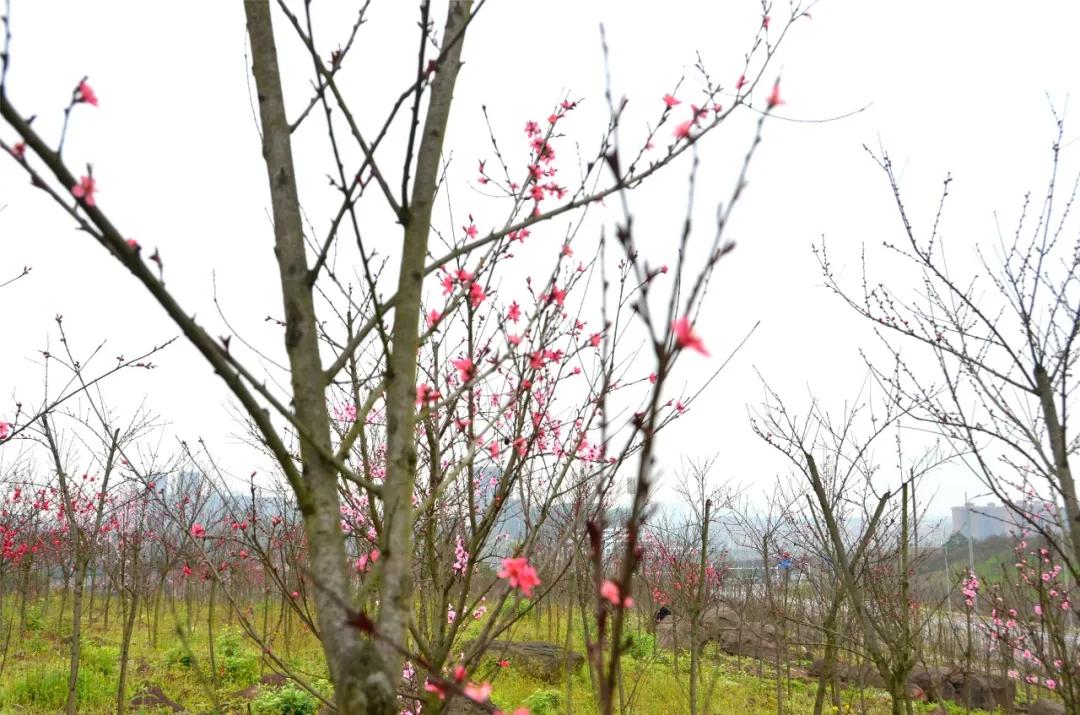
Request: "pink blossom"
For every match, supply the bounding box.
[468,281,486,307]
[673,316,708,355]
[452,357,475,383]
[673,120,693,139]
[77,80,98,106]
[498,556,541,597]
[767,81,784,109]
[424,679,447,700]
[452,535,469,575]
[1046,679,1056,690]
[663,94,680,107]
[191,523,206,538]
[0,422,10,440]
[600,579,634,608]
[71,175,96,206]
[736,75,747,91]
[10,142,25,159]
[507,301,521,322]
[416,383,441,405]
[463,682,492,703]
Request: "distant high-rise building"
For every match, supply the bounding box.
[950,502,1012,541]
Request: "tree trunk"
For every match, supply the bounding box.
[208,577,218,687]
[117,586,139,715]
[245,3,412,710]
[377,0,472,693]
[1034,365,1080,571]
[63,558,89,715]
[813,600,841,715]
[690,499,711,715]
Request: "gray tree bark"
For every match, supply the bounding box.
[243,2,472,711]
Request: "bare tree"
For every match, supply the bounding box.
[818,115,1080,587]
[752,375,946,715]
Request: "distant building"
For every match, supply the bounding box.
[950,502,1011,541]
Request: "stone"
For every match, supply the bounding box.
[130,684,185,712]
[656,617,689,649]
[485,641,584,683]
[807,658,886,689]
[260,672,288,687]
[1028,699,1067,715]
[950,670,1016,711]
[910,665,957,703]
[444,696,488,714]
[231,672,291,702]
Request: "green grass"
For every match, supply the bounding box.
[0,595,1008,714]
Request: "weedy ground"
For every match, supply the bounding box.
[0,596,1008,714]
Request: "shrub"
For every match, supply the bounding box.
[221,650,260,684]
[216,630,244,658]
[522,688,562,715]
[215,631,260,684]
[626,631,656,660]
[165,643,195,668]
[22,605,43,632]
[81,644,120,677]
[252,683,319,715]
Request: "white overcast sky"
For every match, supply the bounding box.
[2,1,1079,521]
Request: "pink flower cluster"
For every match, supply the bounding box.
[498,556,540,597]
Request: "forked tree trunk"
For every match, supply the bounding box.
[243,2,472,712]
[376,0,472,694]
